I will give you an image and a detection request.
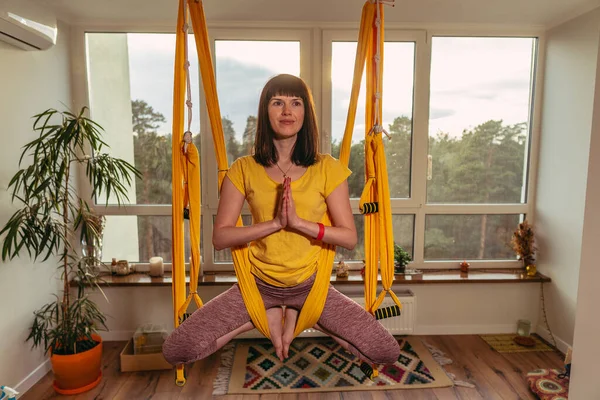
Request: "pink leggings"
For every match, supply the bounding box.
[162,274,400,365]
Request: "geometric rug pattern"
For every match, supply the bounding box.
[213,337,453,394]
[479,334,554,353]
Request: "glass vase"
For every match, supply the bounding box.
[81,236,103,272]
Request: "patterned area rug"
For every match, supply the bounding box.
[480,334,554,353]
[213,337,453,394]
[526,369,569,400]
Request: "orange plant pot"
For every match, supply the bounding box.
[50,334,103,395]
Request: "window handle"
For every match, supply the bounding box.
[427,155,433,181]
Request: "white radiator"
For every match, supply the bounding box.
[304,290,416,337]
[237,291,416,339]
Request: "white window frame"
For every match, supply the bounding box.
[74,23,546,272]
[323,29,426,270]
[322,29,545,269]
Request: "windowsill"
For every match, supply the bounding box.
[88,268,551,287]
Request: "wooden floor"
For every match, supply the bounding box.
[21,335,564,400]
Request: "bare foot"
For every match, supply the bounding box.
[282,307,298,359]
[266,307,284,361]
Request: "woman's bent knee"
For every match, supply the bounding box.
[353,329,401,366]
[369,336,400,365]
[162,328,215,365]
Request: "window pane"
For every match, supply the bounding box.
[102,215,201,263]
[427,37,536,204]
[336,215,414,262]
[331,42,415,199]
[215,40,301,164]
[424,214,520,260]
[214,215,253,262]
[86,33,200,205]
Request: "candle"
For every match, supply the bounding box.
[517,319,531,337]
[149,256,164,277]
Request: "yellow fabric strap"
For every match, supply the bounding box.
[356,2,401,312]
[172,0,186,332]
[172,0,204,385]
[171,0,187,386]
[177,142,203,316]
[339,2,374,167]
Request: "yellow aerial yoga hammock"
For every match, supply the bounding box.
[170,0,400,386]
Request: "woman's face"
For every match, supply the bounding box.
[268,95,305,139]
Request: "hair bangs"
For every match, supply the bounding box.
[264,74,308,102]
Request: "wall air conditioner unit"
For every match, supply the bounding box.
[0,2,57,50]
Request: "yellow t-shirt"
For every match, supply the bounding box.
[226,154,351,287]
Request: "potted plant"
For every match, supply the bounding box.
[394,243,412,274]
[0,107,140,394]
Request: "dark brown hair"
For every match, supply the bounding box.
[253,74,319,167]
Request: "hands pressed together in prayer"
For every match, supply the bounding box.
[275,176,300,230]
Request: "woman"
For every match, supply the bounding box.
[163,74,400,366]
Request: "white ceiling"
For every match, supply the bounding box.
[40,0,600,29]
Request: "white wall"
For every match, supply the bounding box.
[535,8,600,347]
[569,29,600,400]
[0,21,73,392]
[94,283,541,340]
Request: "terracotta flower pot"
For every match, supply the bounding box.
[50,334,103,395]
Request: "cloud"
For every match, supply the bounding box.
[330,85,414,142]
[433,76,530,101]
[215,58,278,136]
[129,51,279,138]
[429,107,456,120]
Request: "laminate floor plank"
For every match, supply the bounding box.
[20,335,565,400]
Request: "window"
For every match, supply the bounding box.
[427,37,534,205]
[325,30,422,263]
[86,32,200,263]
[83,28,539,270]
[85,30,309,270]
[324,32,538,267]
[330,41,415,199]
[424,37,537,262]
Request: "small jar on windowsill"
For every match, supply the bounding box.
[115,260,131,276]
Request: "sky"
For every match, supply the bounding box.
[123,34,535,144]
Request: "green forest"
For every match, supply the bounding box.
[131,99,527,263]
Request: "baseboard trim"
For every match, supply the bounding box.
[414,324,518,335]
[535,325,570,354]
[15,359,51,395]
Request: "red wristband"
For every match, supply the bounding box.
[316,222,325,241]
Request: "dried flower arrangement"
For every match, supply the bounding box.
[460,260,470,273]
[510,220,536,267]
[78,205,106,245]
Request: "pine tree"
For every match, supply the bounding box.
[242,115,257,155]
